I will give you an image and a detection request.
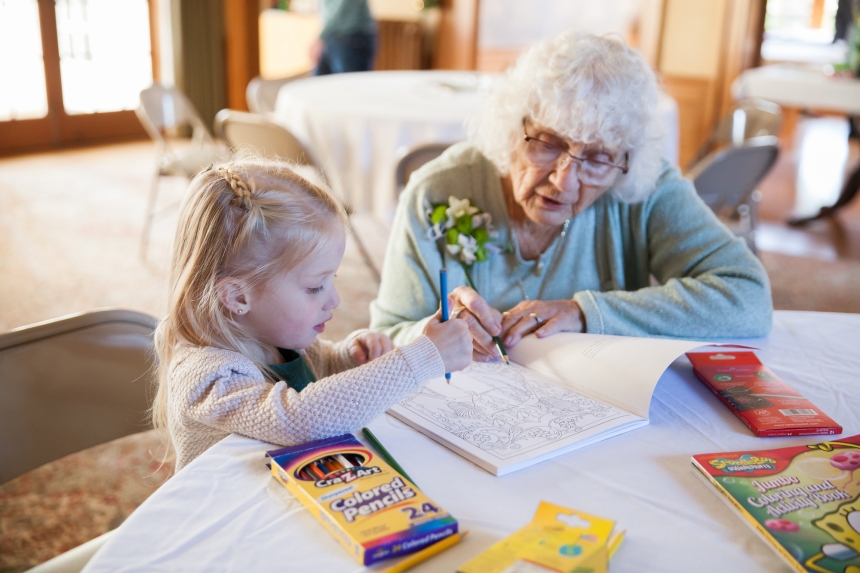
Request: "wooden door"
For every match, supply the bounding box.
[0,0,157,156]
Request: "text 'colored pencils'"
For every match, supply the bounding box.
[362,427,415,486]
[439,268,451,381]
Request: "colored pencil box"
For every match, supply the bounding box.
[686,351,841,437]
[265,434,458,566]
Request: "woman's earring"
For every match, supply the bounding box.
[237,309,245,315]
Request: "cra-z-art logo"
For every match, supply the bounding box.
[709,454,778,474]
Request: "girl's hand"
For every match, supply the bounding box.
[500,300,585,348]
[447,286,504,362]
[348,331,394,365]
[423,308,472,373]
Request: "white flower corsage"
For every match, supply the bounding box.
[424,195,502,266]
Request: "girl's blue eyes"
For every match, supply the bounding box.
[307,286,325,294]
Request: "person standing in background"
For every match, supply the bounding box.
[310,0,377,75]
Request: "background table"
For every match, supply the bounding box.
[733,65,860,115]
[82,311,860,573]
[273,70,680,222]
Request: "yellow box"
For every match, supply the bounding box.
[457,502,623,573]
[266,434,458,566]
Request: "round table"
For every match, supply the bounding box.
[272,70,680,222]
[81,311,860,573]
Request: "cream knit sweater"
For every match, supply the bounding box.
[167,334,444,471]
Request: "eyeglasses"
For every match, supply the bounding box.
[522,122,629,186]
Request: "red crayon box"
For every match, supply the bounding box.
[686,351,841,437]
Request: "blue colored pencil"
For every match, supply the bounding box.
[440,268,451,382]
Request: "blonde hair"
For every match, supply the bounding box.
[469,31,665,203]
[151,158,348,432]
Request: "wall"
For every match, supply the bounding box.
[657,0,765,168]
[475,0,642,71]
[658,0,727,167]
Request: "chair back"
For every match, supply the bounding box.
[136,83,211,143]
[395,143,454,196]
[0,310,158,483]
[712,98,782,144]
[246,72,311,115]
[687,99,782,170]
[688,136,779,215]
[214,109,315,165]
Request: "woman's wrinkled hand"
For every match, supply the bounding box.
[348,331,394,365]
[501,299,585,347]
[447,286,504,362]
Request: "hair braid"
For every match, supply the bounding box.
[218,166,253,211]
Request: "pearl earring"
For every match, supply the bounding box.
[237,309,244,315]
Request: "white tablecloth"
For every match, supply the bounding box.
[272,70,680,222]
[82,311,860,573]
[733,64,860,115]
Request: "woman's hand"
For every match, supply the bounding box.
[501,299,585,347]
[447,286,504,362]
[423,308,473,373]
[348,331,394,365]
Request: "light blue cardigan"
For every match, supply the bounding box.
[369,143,772,344]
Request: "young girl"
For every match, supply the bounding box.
[153,159,472,471]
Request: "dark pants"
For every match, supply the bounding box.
[315,32,376,75]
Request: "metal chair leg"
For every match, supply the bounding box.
[140,169,162,259]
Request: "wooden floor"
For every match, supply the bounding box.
[755,114,860,262]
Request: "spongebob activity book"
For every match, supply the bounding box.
[692,434,860,573]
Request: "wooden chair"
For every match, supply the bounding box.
[136,84,227,257]
[687,136,780,254]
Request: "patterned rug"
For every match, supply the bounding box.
[0,431,173,573]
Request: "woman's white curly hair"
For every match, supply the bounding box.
[469,31,665,203]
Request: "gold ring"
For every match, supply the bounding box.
[451,307,466,320]
[529,312,543,325]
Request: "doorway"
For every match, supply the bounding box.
[0,0,157,155]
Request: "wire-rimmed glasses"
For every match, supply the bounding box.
[522,122,629,186]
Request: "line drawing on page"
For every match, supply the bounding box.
[397,362,633,460]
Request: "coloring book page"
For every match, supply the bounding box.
[389,361,645,475]
[390,332,707,475]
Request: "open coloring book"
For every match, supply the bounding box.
[388,332,705,476]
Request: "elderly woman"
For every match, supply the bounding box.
[370,32,771,360]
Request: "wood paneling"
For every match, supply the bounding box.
[376,20,423,70]
[223,0,260,111]
[715,0,766,119]
[661,75,719,169]
[433,0,479,70]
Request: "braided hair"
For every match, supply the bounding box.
[151,158,348,434]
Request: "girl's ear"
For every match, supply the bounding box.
[216,278,251,316]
